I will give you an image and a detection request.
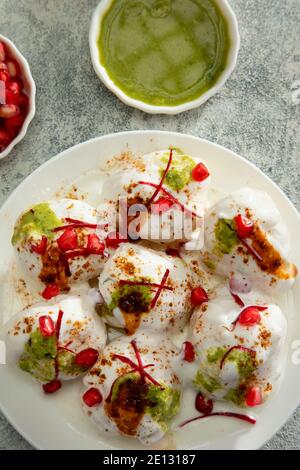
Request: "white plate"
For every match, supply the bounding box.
[0,131,299,450]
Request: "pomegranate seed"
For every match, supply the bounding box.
[75,348,99,368]
[39,315,56,337]
[191,287,209,306]
[87,233,105,255]
[238,307,262,326]
[234,214,254,238]
[0,104,19,118]
[57,228,78,252]
[245,386,262,407]
[43,380,62,394]
[6,59,21,77]
[18,92,29,108]
[0,42,7,62]
[5,89,20,105]
[195,392,214,415]
[105,231,128,249]
[42,284,60,300]
[0,69,10,83]
[0,62,8,71]
[152,197,174,214]
[82,387,103,407]
[0,128,13,148]
[191,162,210,182]
[183,341,195,362]
[31,236,47,254]
[6,79,22,94]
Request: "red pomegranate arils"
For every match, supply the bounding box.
[138,181,200,218]
[106,231,128,249]
[191,287,209,306]
[119,279,173,291]
[149,148,173,204]
[195,393,214,415]
[57,228,78,252]
[75,348,99,368]
[83,387,103,407]
[237,306,265,327]
[226,304,267,332]
[235,214,254,238]
[41,284,60,300]
[183,341,195,363]
[220,345,255,370]
[150,269,170,309]
[179,412,256,428]
[87,233,105,255]
[6,79,22,94]
[191,162,210,183]
[31,236,48,255]
[239,237,262,263]
[43,380,62,394]
[39,315,56,337]
[245,386,263,407]
[4,115,25,129]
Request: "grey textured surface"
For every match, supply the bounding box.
[0,0,299,450]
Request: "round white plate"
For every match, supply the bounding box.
[0,131,299,450]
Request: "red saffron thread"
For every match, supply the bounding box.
[150,269,170,309]
[179,412,256,428]
[113,340,162,388]
[53,218,107,233]
[230,290,245,307]
[54,310,64,378]
[239,237,263,263]
[149,148,173,204]
[119,279,173,291]
[220,345,256,370]
[138,181,200,218]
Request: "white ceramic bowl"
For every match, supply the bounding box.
[89,0,240,115]
[0,35,36,160]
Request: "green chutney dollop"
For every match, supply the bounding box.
[98,0,230,106]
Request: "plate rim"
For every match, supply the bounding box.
[0,130,299,450]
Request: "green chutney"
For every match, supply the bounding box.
[98,0,230,106]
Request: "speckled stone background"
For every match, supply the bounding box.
[0,0,299,450]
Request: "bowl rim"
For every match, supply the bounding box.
[0,34,36,160]
[89,0,240,115]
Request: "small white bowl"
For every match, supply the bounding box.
[0,35,36,160]
[89,0,240,115]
